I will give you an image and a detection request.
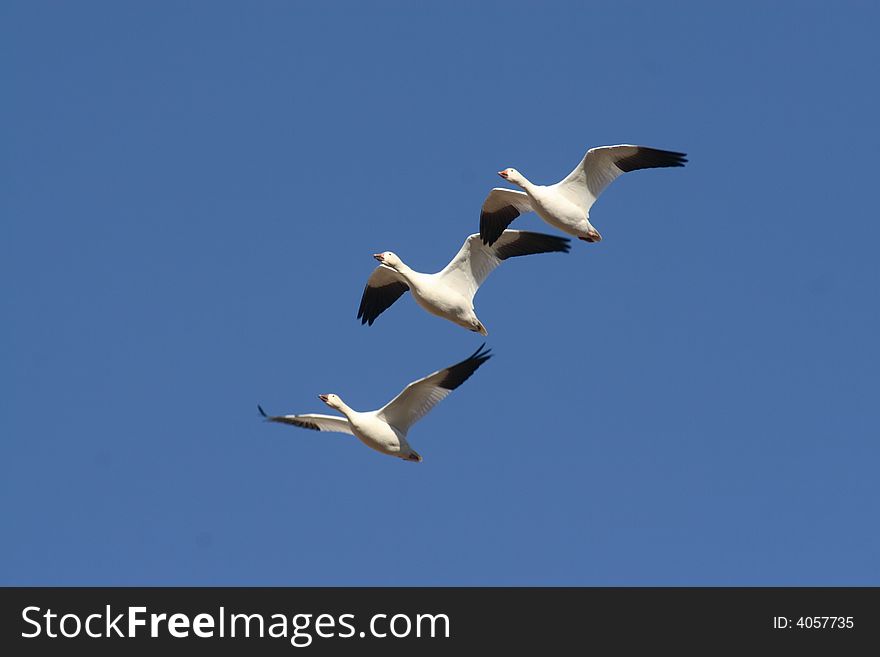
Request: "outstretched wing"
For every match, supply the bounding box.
[378,344,492,432]
[554,144,687,210]
[480,188,534,246]
[258,405,354,435]
[437,231,571,301]
[357,264,410,326]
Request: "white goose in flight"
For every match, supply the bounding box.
[358,230,570,334]
[480,144,687,246]
[258,344,492,462]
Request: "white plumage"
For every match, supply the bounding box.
[259,345,492,462]
[358,230,570,334]
[481,144,687,245]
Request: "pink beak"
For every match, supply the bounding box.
[373,253,384,262]
[498,170,508,179]
[318,394,329,403]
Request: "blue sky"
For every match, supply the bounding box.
[2,1,879,585]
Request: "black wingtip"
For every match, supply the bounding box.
[669,151,688,166]
[494,231,572,260]
[257,404,268,418]
[480,205,520,247]
[464,342,493,370]
[469,342,492,362]
[357,280,409,327]
[436,343,493,390]
[615,147,689,173]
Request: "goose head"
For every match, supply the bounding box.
[373,251,404,270]
[318,393,344,410]
[498,167,527,187]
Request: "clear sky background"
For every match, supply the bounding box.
[2,1,879,585]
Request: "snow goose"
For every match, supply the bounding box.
[258,344,492,462]
[481,144,687,245]
[357,230,570,334]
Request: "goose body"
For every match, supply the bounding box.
[342,409,410,458]
[259,345,492,462]
[528,185,594,238]
[396,268,478,331]
[481,144,687,245]
[357,230,570,334]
